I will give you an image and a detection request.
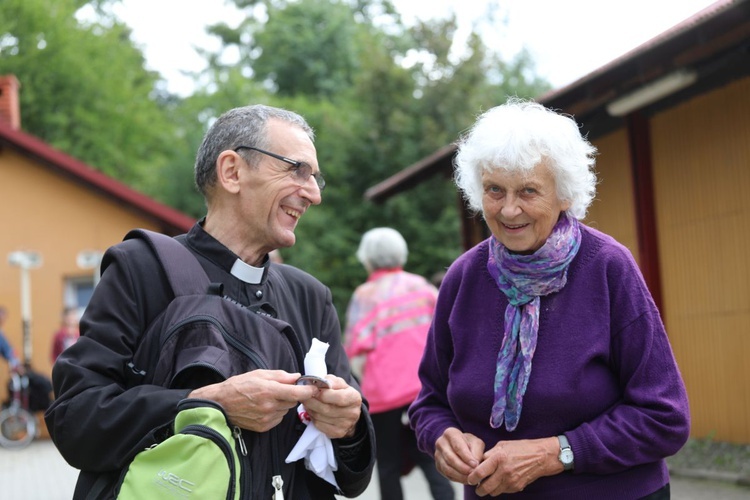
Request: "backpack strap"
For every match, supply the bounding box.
[124,229,209,296]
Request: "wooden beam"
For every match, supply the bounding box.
[627,112,664,315]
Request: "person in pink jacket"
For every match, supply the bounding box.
[344,227,455,500]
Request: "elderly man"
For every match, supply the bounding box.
[46,105,375,499]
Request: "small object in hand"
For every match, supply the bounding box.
[296,375,332,388]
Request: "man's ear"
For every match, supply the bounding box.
[215,150,242,194]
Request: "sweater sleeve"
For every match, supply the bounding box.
[567,247,691,474]
[45,240,190,472]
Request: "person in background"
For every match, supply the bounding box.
[408,98,690,499]
[46,104,375,499]
[344,227,455,500]
[50,306,80,363]
[1,305,51,412]
[0,306,22,372]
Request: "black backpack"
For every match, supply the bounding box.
[122,228,309,499]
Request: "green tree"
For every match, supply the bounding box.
[192,0,552,318]
[0,0,177,194]
[253,0,361,97]
[0,0,552,321]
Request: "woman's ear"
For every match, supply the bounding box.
[215,150,242,194]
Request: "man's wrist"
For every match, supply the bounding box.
[339,417,365,443]
[335,417,371,470]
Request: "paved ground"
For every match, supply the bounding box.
[353,468,750,500]
[1,438,749,499]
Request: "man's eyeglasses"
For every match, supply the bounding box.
[234,146,325,191]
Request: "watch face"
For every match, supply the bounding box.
[560,449,574,464]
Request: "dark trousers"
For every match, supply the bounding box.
[641,483,670,499]
[371,405,455,500]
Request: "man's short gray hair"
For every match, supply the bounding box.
[194,104,314,197]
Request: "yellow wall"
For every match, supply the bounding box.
[650,78,750,443]
[584,129,639,263]
[1,148,170,384]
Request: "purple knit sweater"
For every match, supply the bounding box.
[409,225,690,499]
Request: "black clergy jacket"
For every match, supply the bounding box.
[46,220,376,499]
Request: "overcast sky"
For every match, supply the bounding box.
[110,0,718,96]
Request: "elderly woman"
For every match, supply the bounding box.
[344,228,455,500]
[408,98,690,499]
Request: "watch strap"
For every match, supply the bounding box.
[558,434,571,449]
[558,434,574,471]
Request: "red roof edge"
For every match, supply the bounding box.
[0,121,196,233]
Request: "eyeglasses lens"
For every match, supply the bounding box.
[295,163,325,191]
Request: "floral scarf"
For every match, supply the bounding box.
[486,212,582,431]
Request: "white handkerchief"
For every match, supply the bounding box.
[285,405,338,487]
[285,339,339,488]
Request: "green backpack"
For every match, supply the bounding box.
[116,398,242,500]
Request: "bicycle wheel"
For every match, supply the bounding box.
[0,407,36,449]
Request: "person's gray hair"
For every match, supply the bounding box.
[454,97,598,220]
[356,227,408,272]
[194,104,314,197]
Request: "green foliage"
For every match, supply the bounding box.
[1,0,554,326]
[0,0,176,192]
[254,0,362,97]
[185,0,553,318]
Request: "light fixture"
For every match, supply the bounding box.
[606,69,698,117]
[77,250,104,286]
[8,251,42,269]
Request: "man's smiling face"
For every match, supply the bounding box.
[236,119,322,256]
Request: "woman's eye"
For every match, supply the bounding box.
[522,187,537,195]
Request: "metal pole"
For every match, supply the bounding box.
[20,266,32,364]
[8,251,42,366]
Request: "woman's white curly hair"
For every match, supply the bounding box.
[454,97,598,220]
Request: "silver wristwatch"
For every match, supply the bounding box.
[558,435,574,471]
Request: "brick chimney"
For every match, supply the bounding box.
[0,75,21,130]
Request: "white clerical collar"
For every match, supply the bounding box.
[230,258,264,284]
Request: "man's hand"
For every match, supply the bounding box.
[467,437,560,496]
[301,375,362,439]
[433,427,485,484]
[188,370,318,432]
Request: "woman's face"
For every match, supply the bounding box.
[481,162,570,254]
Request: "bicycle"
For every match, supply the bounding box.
[0,369,37,449]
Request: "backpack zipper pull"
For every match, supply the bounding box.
[233,426,247,456]
[272,475,285,500]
